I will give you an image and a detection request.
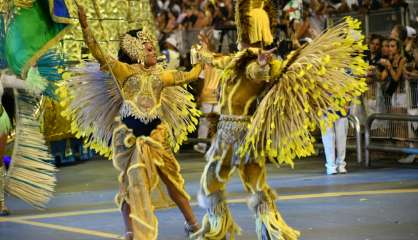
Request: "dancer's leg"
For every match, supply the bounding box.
[190,146,241,240]
[157,168,199,232]
[121,201,133,240]
[150,124,200,235]
[239,163,300,240]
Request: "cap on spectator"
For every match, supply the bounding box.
[165,36,178,49]
[406,26,416,38]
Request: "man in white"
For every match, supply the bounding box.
[322,115,349,175]
[162,35,180,70]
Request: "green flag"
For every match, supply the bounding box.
[5,0,73,78]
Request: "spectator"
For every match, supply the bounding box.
[322,112,349,175]
[292,2,327,48]
[157,11,169,33]
[283,0,303,22]
[161,35,181,69]
[157,10,178,35]
[380,39,406,99]
[365,34,383,117]
[381,38,391,59]
[157,0,182,15]
[404,48,418,80]
[398,49,418,164]
[390,24,408,45]
[360,0,381,11]
[365,34,383,66]
[405,26,417,62]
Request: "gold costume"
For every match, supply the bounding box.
[200,65,221,104]
[60,25,202,239]
[190,0,368,239]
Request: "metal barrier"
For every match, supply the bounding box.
[187,114,363,163]
[349,115,363,164]
[365,113,418,167]
[329,8,406,37]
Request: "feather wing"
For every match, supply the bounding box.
[241,17,368,166]
[58,63,123,157]
[160,86,201,152]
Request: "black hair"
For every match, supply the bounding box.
[389,38,401,51]
[370,34,383,43]
[393,24,407,42]
[117,29,142,64]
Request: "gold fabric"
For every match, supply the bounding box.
[248,8,273,45]
[41,98,73,141]
[58,0,159,61]
[201,115,253,195]
[235,0,276,46]
[197,47,273,116]
[200,65,221,104]
[83,25,202,105]
[113,123,189,240]
[79,23,201,152]
[197,118,300,240]
[111,61,202,129]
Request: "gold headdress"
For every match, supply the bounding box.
[235,0,278,46]
[120,29,155,63]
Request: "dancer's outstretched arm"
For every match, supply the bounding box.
[195,47,231,70]
[77,4,133,83]
[160,63,202,87]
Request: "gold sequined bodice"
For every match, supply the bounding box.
[120,65,164,122]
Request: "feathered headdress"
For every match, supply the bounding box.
[235,0,278,46]
[120,28,156,63]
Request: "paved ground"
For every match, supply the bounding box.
[1,151,418,240]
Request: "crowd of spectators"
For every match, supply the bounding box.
[149,0,418,167]
[152,0,416,61]
[364,25,417,109]
[152,0,416,36]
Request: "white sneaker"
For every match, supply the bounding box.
[398,155,416,164]
[338,166,347,174]
[193,143,207,154]
[326,168,337,175]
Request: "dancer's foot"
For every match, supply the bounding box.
[123,231,133,240]
[193,143,207,154]
[185,221,200,239]
[0,203,10,216]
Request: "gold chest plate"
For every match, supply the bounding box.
[121,66,164,122]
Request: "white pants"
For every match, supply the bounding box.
[197,103,220,140]
[321,117,348,172]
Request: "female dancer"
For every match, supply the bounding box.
[61,5,202,239]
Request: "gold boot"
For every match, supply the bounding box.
[248,190,300,240]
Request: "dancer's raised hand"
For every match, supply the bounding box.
[198,31,210,50]
[257,48,276,67]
